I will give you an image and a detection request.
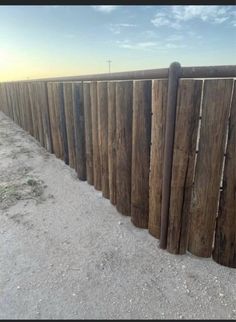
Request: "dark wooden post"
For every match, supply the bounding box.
[131,80,152,228]
[73,82,86,181]
[160,62,182,249]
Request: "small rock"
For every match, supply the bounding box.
[17,286,20,290]
[72,293,76,297]
[219,293,224,297]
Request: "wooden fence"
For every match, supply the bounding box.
[0,62,235,268]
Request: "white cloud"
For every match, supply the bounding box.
[116,39,186,51]
[151,12,181,29]
[92,6,118,13]
[172,5,230,23]
[152,6,235,29]
[116,40,157,50]
[109,23,136,34]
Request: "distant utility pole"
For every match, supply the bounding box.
[107,60,112,73]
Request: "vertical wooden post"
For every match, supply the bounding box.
[90,81,102,190]
[35,83,45,148]
[108,82,117,205]
[28,82,40,141]
[24,82,34,137]
[213,81,236,268]
[148,79,168,238]
[160,62,181,249]
[83,82,94,185]
[167,79,202,254]
[63,82,77,169]
[131,80,152,228]
[73,82,86,180]
[38,82,53,153]
[97,81,109,199]
[116,81,133,216]
[188,79,233,257]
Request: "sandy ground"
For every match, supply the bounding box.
[0,111,235,319]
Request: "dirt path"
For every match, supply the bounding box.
[0,111,235,319]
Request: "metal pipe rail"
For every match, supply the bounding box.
[2,63,236,83]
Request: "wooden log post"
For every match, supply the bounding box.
[0,84,7,115]
[18,82,28,133]
[37,82,53,153]
[188,79,233,257]
[11,83,20,125]
[167,79,202,254]
[213,81,236,268]
[34,83,45,147]
[28,82,40,141]
[83,82,94,185]
[90,81,101,190]
[4,84,12,119]
[97,82,109,199]
[72,82,86,180]
[160,62,182,249]
[131,80,152,228]
[108,82,117,205]
[148,79,168,238]
[116,81,133,216]
[57,82,69,164]
[47,82,62,157]
[23,82,34,137]
[15,82,26,130]
[63,82,77,169]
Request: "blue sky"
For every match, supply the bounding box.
[0,5,235,81]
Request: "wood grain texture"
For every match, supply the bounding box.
[188,79,233,257]
[167,79,202,254]
[28,83,40,141]
[15,82,24,130]
[97,82,109,199]
[24,83,35,137]
[0,84,8,115]
[18,82,28,132]
[34,83,45,147]
[1,84,11,116]
[72,82,86,180]
[116,81,133,216]
[10,83,19,125]
[131,80,152,228]
[63,82,77,169]
[160,62,182,250]
[148,79,168,238]
[37,82,52,152]
[4,83,14,120]
[83,82,94,185]
[213,81,236,268]
[47,82,62,158]
[108,82,116,205]
[90,81,101,190]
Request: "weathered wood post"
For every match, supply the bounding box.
[160,62,181,249]
[97,81,110,199]
[131,80,152,228]
[83,82,94,185]
[108,82,117,205]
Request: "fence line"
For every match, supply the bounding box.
[0,62,235,268]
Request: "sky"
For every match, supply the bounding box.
[0,5,235,81]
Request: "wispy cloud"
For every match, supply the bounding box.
[152,6,235,29]
[109,23,136,34]
[92,6,118,13]
[116,39,186,51]
[116,39,157,50]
